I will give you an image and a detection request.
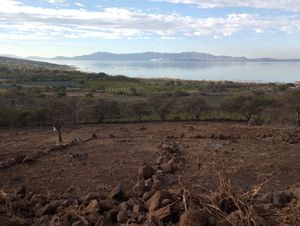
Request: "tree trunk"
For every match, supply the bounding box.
[58,129,62,143]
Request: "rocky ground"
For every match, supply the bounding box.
[0,122,300,225]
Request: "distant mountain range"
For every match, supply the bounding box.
[2,52,299,62]
[46,52,300,62]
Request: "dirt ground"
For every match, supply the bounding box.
[0,122,299,196]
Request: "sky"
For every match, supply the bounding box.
[0,0,300,58]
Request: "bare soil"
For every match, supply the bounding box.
[1,122,299,196]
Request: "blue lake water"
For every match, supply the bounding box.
[48,60,300,83]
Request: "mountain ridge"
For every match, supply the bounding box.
[49,51,300,62]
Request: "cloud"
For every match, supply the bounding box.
[151,0,300,12]
[0,0,299,41]
[45,0,66,4]
[74,2,84,8]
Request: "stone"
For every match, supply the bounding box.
[86,211,101,224]
[160,161,174,174]
[119,201,131,211]
[80,192,101,202]
[255,193,273,204]
[133,205,147,213]
[84,199,100,214]
[95,216,113,226]
[144,178,154,188]
[92,133,98,138]
[99,199,117,212]
[149,205,173,222]
[147,191,161,212]
[14,155,26,164]
[69,152,88,161]
[161,199,172,206]
[143,190,156,201]
[23,156,35,164]
[272,190,295,207]
[7,158,17,166]
[35,204,55,217]
[109,184,125,201]
[71,220,89,226]
[117,210,129,223]
[155,170,164,180]
[253,216,268,226]
[251,204,273,215]
[179,209,208,226]
[226,210,243,225]
[36,215,52,225]
[133,182,147,197]
[139,165,155,179]
[147,190,173,212]
[16,185,27,196]
[107,209,118,223]
[127,197,143,206]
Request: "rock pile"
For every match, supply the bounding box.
[0,141,299,226]
[0,134,98,171]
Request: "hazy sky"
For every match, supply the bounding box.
[0,0,300,58]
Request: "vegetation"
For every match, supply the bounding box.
[0,57,300,128]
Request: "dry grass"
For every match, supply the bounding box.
[177,148,291,226]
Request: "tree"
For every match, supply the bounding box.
[129,102,149,121]
[149,95,172,121]
[224,94,268,122]
[103,100,120,119]
[48,98,72,143]
[186,96,208,120]
[288,90,300,126]
[93,99,106,122]
[54,120,63,143]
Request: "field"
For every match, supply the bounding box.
[1,122,300,225]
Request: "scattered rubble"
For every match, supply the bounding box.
[0,140,299,225]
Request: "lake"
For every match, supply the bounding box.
[48,60,300,83]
